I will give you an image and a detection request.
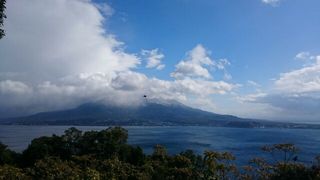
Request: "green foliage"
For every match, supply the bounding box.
[78,127,128,158]
[167,155,194,180]
[241,157,273,179]
[203,151,237,179]
[27,157,82,180]
[0,142,18,165]
[262,143,299,163]
[241,143,320,180]
[21,135,71,166]
[62,127,82,155]
[152,145,168,161]
[0,128,320,179]
[0,165,30,180]
[271,162,314,180]
[118,145,145,166]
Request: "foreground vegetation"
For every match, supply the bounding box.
[0,127,319,179]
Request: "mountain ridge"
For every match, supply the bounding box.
[1,101,319,129]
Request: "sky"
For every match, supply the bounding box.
[0,0,320,123]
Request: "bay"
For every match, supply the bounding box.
[0,125,319,165]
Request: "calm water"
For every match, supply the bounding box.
[0,125,319,165]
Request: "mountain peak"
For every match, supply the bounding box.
[144,98,186,107]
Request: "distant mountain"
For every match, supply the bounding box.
[1,100,319,129]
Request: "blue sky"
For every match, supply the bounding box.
[1,0,320,123]
[105,0,320,82]
[105,0,320,122]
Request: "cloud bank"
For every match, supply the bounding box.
[241,54,320,122]
[0,0,236,118]
[0,0,142,83]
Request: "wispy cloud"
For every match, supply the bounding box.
[261,0,281,6]
[141,49,165,70]
[247,80,261,88]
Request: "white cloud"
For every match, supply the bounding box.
[156,64,165,70]
[171,60,212,79]
[0,80,32,95]
[0,0,140,81]
[141,49,165,70]
[215,59,232,80]
[237,92,267,103]
[215,59,230,70]
[261,0,281,6]
[95,3,114,17]
[175,78,235,96]
[111,71,147,91]
[241,53,320,122]
[295,52,311,60]
[171,44,231,80]
[247,80,261,88]
[275,63,320,93]
[0,72,237,117]
[0,0,237,118]
[171,44,213,79]
[251,93,320,122]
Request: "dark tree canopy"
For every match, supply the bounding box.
[0,0,6,39]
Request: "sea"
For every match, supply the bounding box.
[0,125,319,165]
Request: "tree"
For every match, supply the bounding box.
[78,127,128,158]
[241,157,273,179]
[203,151,237,179]
[168,155,194,180]
[262,143,299,164]
[150,145,170,179]
[0,142,17,165]
[241,143,318,180]
[0,0,6,39]
[62,127,82,155]
[118,145,145,165]
[152,145,168,161]
[21,135,70,166]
